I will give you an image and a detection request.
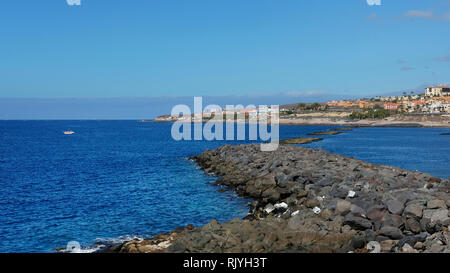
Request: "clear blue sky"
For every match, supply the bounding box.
[0,0,449,118]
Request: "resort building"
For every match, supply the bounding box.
[383,102,398,110]
[425,85,450,97]
[355,100,375,109]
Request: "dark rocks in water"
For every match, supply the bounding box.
[112,144,449,253]
[279,137,323,144]
[306,131,343,136]
[186,224,195,230]
[330,128,353,131]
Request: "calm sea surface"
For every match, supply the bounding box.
[0,121,449,252]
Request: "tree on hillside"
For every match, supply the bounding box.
[297,103,306,110]
[308,103,321,110]
[373,104,383,110]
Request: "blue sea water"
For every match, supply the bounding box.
[0,121,449,253]
[280,126,450,179]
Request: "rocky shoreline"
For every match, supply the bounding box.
[279,137,323,144]
[149,113,450,128]
[107,144,450,253]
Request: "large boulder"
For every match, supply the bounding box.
[423,209,450,226]
[427,199,447,209]
[405,218,421,234]
[403,203,423,219]
[379,226,404,240]
[385,199,404,215]
[343,214,372,230]
[335,200,352,215]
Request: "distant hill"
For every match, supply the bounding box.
[280,103,300,110]
[370,83,430,97]
[279,84,433,110]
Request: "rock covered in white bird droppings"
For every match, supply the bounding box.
[366,241,381,253]
[274,202,288,210]
[291,210,300,216]
[264,204,275,214]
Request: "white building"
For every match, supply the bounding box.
[425,85,450,97]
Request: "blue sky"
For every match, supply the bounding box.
[0,0,449,118]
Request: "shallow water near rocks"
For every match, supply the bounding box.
[0,121,449,252]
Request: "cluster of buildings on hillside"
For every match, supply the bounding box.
[326,85,450,114]
[201,106,274,120]
[200,85,450,116]
[157,85,450,121]
[155,106,276,122]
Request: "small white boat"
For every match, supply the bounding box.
[63,131,75,135]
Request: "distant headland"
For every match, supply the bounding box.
[149,85,450,128]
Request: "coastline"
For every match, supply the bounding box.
[144,116,450,128]
[106,144,450,253]
[278,118,450,128]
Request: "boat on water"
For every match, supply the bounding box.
[63,131,75,135]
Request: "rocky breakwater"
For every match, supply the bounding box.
[114,144,450,253]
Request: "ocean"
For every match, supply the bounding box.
[0,121,449,252]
